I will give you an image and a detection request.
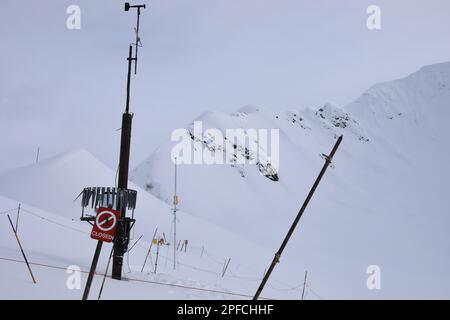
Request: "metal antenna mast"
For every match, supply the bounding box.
[125,2,146,74]
[173,159,178,270]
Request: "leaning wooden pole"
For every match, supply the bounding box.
[7,214,36,284]
[82,240,103,300]
[222,258,231,278]
[253,135,343,300]
[301,270,308,300]
[98,247,114,300]
[154,240,160,274]
[141,227,158,272]
[15,204,21,233]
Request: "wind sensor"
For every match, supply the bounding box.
[125,2,146,74]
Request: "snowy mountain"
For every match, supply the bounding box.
[131,62,450,298]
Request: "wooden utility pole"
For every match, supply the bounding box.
[112,44,135,281]
[112,3,146,280]
[253,135,343,300]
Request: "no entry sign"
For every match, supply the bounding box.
[91,207,120,242]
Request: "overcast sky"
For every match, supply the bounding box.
[1,0,449,172]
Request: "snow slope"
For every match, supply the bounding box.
[131,62,450,299]
[0,149,306,299]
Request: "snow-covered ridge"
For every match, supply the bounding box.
[132,62,450,220]
[347,61,450,123]
[134,100,369,193]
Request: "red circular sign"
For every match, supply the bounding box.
[90,207,120,242]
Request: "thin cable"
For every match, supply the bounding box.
[20,208,87,235]
[0,256,273,300]
[0,207,19,215]
[305,283,326,300]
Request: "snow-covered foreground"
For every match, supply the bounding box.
[0,151,306,300]
[1,62,450,299]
